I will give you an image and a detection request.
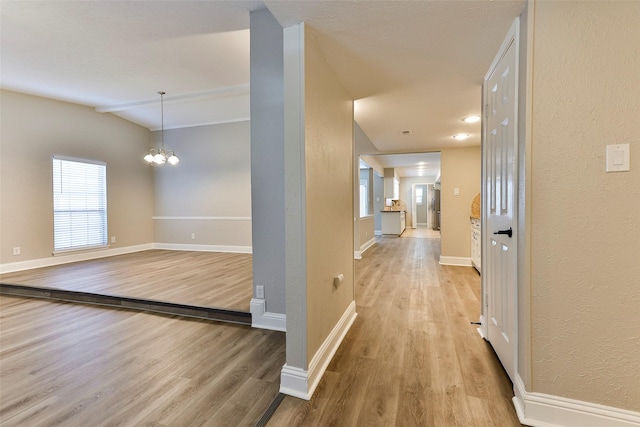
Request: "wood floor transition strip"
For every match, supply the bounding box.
[0,283,252,326]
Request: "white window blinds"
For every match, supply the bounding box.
[53,157,107,252]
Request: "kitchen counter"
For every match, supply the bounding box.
[381,210,406,236]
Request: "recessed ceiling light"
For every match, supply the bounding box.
[401,130,413,135]
[452,133,471,140]
[462,115,481,123]
[418,161,425,165]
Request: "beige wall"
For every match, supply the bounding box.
[358,216,375,249]
[527,1,640,411]
[152,122,252,248]
[440,147,481,259]
[0,90,154,263]
[304,27,355,363]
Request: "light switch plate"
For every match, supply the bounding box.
[453,187,460,196]
[606,144,630,172]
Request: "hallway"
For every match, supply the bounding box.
[269,234,522,426]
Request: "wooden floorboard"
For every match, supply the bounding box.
[0,295,285,427]
[0,250,252,311]
[268,235,523,427]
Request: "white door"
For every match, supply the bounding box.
[483,18,519,382]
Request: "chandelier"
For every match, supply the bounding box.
[143,91,179,166]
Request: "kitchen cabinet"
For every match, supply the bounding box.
[381,211,405,236]
[383,168,399,199]
[471,217,481,273]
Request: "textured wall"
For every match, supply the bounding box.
[529,0,640,411]
[440,147,481,258]
[249,8,287,314]
[0,90,154,263]
[304,27,355,364]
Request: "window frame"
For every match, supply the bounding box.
[52,155,108,255]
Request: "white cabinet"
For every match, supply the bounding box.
[471,218,481,273]
[381,211,406,236]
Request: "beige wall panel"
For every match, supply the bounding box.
[0,90,154,263]
[358,216,375,247]
[440,147,481,258]
[529,0,640,411]
[304,30,354,363]
[153,219,252,248]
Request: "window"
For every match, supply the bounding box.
[359,160,374,218]
[360,180,368,217]
[416,187,424,205]
[53,157,107,253]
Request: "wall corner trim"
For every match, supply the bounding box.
[250,298,286,332]
[513,374,640,427]
[439,256,473,267]
[280,300,357,400]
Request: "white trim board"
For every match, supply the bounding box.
[152,216,251,221]
[360,237,376,255]
[513,374,640,427]
[153,243,252,254]
[250,298,286,332]
[280,300,357,400]
[0,244,153,274]
[439,256,473,267]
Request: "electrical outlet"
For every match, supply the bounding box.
[111,236,116,243]
[256,285,265,299]
[12,247,21,256]
[191,233,196,240]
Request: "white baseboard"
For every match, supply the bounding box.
[360,237,376,255]
[513,374,640,427]
[0,244,153,274]
[280,300,357,400]
[354,250,362,260]
[250,298,286,332]
[439,256,473,267]
[280,364,310,400]
[153,243,252,254]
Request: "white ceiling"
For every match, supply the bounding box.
[372,152,442,179]
[0,0,525,173]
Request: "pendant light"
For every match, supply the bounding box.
[143,91,179,166]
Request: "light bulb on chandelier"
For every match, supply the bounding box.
[143,91,179,166]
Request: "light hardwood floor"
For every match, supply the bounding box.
[268,235,523,426]
[0,295,284,426]
[1,235,523,426]
[402,225,441,239]
[0,250,252,311]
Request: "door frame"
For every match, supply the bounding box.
[479,17,520,378]
[410,182,430,229]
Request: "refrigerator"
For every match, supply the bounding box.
[431,189,441,230]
